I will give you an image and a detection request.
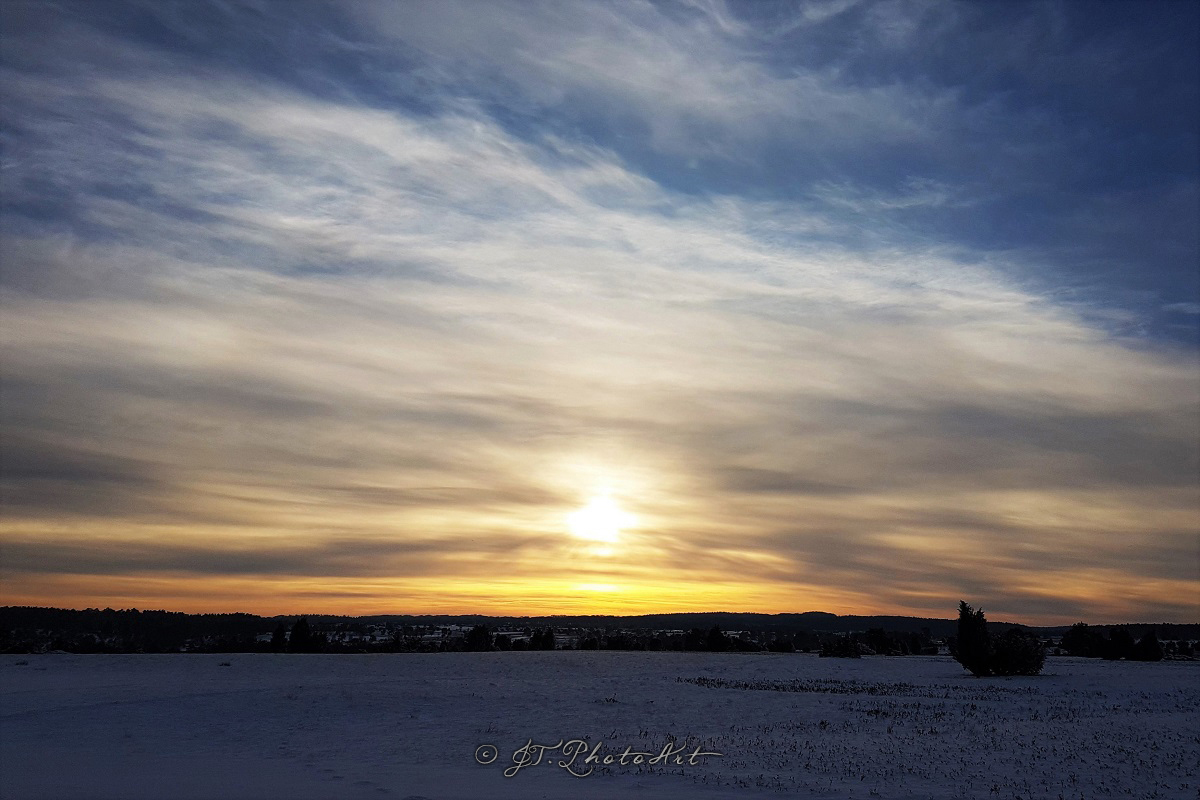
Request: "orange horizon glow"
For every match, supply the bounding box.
[3,566,1196,627]
[3,478,1198,626]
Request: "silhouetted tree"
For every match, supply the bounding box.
[288,617,312,653]
[1132,632,1164,662]
[683,627,707,651]
[270,623,288,652]
[793,631,819,653]
[1061,622,1104,657]
[1102,628,1135,660]
[610,633,642,650]
[706,625,730,652]
[767,636,795,653]
[464,624,492,652]
[953,601,993,676]
[864,628,911,655]
[819,635,861,658]
[865,628,889,655]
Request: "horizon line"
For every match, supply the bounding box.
[4,604,1195,629]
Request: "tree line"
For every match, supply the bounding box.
[1058,621,1175,661]
[2,605,1193,658]
[947,601,1183,677]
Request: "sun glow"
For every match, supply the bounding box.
[567,492,635,543]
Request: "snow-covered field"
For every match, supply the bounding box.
[1,652,1196,799]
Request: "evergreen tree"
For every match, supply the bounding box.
[954,601,993,677]
[706,625,730,652]
[767,636,795,653]
[683,627,707,651]
[464,624,492,652]
[820,636,861,658]
[288,617,312,653]
[1132,632,1164,662]
[1061,622,1104,657]
[1102,628,1135,660]
[270,623,287,652]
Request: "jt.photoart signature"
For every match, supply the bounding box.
[475,738,723,778]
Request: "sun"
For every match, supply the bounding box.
[567,492,635,543]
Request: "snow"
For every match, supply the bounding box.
[1,652,1196,799]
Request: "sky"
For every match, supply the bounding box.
[1,0,1197,625]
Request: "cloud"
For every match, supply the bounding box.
[1163,303,1200,315]
[0,529,560,579]
[0,1,1196,621]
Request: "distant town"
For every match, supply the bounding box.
[2,607,1196,660]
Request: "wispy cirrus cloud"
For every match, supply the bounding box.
[0,1,1196,622]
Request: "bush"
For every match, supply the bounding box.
[989,628,1046,676]
[953,601,1045,677]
